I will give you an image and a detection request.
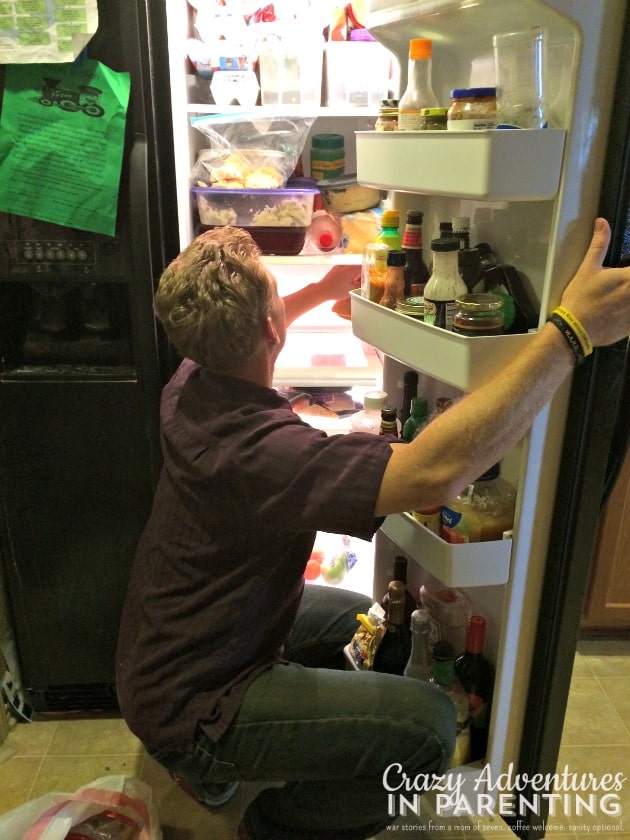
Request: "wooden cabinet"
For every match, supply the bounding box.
[582,448,630,631]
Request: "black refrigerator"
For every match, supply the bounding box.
[0,0,179,713]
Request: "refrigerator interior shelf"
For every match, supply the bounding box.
[381,513,511,588]
[355,129,567,200]
[350,291,532,390]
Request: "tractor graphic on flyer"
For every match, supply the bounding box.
[38,78,105,117]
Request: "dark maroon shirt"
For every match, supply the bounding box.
[116,359,392,751]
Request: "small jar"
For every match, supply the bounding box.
[375,99,399,131]
[453,293,505,336]
[396,295,424,320]
[310,133,345,180]
[447,87,497,131]
[420,107,449,130]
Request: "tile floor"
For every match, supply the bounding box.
[0,637,628,840]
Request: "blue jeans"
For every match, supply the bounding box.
[148,585,456,840]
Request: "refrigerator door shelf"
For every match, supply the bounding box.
[350,290,532,390]
[356,129,566,200]
[381,513,511,587]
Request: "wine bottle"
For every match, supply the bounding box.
[455,615,495,761]
[399,369,419,430]
[373,580,413,675]
[404,608,432,681]
[430,640,471,767]
[381,555,417,627]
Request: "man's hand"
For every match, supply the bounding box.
[560,218,630,348]
[318,264,361,301]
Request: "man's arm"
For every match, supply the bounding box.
[375,218,630,517]
[282,265,361,325]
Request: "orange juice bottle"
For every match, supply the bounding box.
[441,464,516,543]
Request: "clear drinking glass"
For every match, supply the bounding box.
[493,26,548,128]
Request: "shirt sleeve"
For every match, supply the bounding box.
[236,412,393,541]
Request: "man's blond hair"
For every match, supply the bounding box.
[154,227,272,374]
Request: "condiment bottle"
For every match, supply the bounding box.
[379,249,406,309]
[441,463,516,543]
[376,209,403,250]
[361,241,390,302]
[305,210,343,253]
[379,405,399,437]
[402,210,430,295]
[373,580,413,675]
[397,38,439,131]
[402,395,429,443]
[452,216,471,250]
[350,390,388,434]
[422,237,468,330]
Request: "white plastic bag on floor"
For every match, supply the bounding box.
[0,774,161,840]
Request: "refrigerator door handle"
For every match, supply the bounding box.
[600,336,630,507]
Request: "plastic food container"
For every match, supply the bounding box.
[192,186,317,254]
[317,173,382,214]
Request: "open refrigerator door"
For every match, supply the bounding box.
[355,0,627,836]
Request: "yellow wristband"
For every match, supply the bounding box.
[551,306,593,357]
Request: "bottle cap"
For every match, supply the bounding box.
[381,209,400,228]
[405,210,424,224]
[477,463,501,481]
[409,38,432,60]
[410,396,429,416]
[450,87,497,99]
[311,133,345,150]
[430,236,460,252]
[387,249,406,267]
[363,390,388,410]
[420,107,449,117]
[432,640,456,661]
[410,608,431,629]
[319,230,334,249]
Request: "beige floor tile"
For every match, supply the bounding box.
[577,639,630,677]
[46,716,144,756]
[555,743,630,834]
[560,676,630,746]
[0,755,42,813]
[30,754,145,799]
[4,720,58,756]
[599,676,630,732]
[570,650,593,678]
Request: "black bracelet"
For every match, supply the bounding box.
[547,312,585,366]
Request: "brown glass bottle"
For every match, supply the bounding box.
[373,580,413,675]
[381,555,417,627]
[379,405,399,438]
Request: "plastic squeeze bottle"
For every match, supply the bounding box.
[398,38,439,131]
